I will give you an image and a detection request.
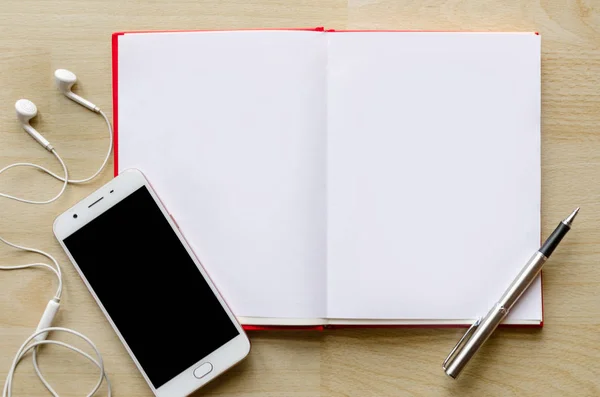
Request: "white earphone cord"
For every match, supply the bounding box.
[0,236,111,397]
[1,70,113,395]
[0,109,112,204]
[0,235,63,299]
[0,149,68,205]
[6,328,112,397]
[26,110,113,184]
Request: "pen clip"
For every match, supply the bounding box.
[443,317,481,370]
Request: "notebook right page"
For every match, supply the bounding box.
[326,32,541,323]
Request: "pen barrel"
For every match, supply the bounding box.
[498,251,547,311]
[444,251,547,379]
[444,302,508,379]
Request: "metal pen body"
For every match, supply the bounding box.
[442,208,578,380]
[443,251,547,379]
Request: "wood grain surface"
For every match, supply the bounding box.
[1,0,599,396]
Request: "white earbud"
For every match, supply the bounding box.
[15,99,52,151]
[54,69,99,113]
[2,68,112,205]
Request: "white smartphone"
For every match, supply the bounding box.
[53,168,250,397]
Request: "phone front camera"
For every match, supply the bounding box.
[73,214,78,219]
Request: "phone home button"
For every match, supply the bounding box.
[193,362,213,379]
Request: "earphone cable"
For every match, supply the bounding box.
[0,108,111,188]
[0,235,62,300]
[0,149,68,205]
[0,238,110,396]
[3,327,111,397]
[24,109,112,184]
[1,70,112,395]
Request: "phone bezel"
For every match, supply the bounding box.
[53,168,251,397]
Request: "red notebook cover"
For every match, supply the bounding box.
[111,27,543,331]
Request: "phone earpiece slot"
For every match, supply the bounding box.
[88,197,104,208]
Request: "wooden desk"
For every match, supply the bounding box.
[1,0,599,395]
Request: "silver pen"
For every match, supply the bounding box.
[443,208,580,379]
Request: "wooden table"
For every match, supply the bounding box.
[1,0,599,395]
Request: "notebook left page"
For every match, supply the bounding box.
[116,30,327,322]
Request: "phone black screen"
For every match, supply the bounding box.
[63,185,239,389]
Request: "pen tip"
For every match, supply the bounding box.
[563,207,579,227]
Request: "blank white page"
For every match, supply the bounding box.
[117,31,327,319]
[326,32,541,323]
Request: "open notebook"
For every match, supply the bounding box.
[112,28,541,328]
